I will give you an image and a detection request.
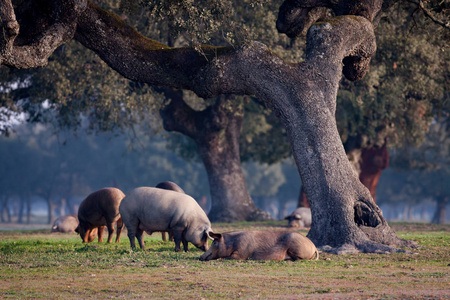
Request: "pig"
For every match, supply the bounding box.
[119,186,212,252]
[285,207,312,228]
[75,187,125,243]
[51,214,79,233]
[199,230,319,261]
[155,181,185,194]
[154,181,185,242]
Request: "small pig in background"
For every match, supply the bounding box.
[76,187,125,243]
[51,214,79,233]
[285,207,311,228]
[200,230,318,261]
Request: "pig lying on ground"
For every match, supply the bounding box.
[285,207,312,228]
[76,187,125,243]
[155,181,185,241]
[119,186,212,252]
[199,230,319,261]
[51,214,79,233]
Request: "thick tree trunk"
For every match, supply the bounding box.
[0,195,10,222]
[197,133,270,222]
[160,92,271,222]
[17,196,25,223]
[25,194,31,224]
[298,138,389,206]
[297,185,310,208]
[2,0,417,252]
[432,196,448,224]
[359,142,389,202]
[46,199,57,225]
[346,136,390,203]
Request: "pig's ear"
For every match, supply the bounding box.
[75,225,79,233]
[294,214,302,220]
[208,232,222,240]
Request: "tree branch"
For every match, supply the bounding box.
[0,0,20,53]
[158,90,198,138]
[74,1,376,106]
[0,0,87,68]
[408,0,450,29]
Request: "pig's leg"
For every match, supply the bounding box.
[98,226,105,243]
[135,228,145,250]
[82,229,91,243]
[172,229,183,252]
[181,233,189,252]
[125,218,140,249]
[161,232,167,241]
[106,222,115,243]
[127,228,137,249]
[115,218,124,243]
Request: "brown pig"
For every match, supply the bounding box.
[76,187,125,243]
[119,187,212,252]
[51,214,79,233]
[199,230,319,261]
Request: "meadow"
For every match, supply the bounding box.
[0,221,448,299]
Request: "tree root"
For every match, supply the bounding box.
[319,239,418,255]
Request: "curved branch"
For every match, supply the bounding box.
[0,0,87,68]
[408,0,450,29]
[276,0,383,38]
[75,1,376,102]
[0,0,20,52]
[159,90,198,138]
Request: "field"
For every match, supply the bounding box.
[0,221,449,299]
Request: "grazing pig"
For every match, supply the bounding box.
[199,230,319,261]
[51,214,79,233]
[285,207,312,228]
[119,187,212,252]
[155,181,185,241]
[76,187,125,243]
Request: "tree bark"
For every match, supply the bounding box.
[432,196,448,224]
[160,92,271,222]
[1,0,417,252]
[0,0,86,68]
[297,185,310,208]
[346,136,390,203]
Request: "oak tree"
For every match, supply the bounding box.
[2,0,441,252]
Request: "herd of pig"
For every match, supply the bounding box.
[51,182,318,261]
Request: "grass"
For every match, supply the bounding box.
[0,222,448,299]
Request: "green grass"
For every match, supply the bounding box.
[0,222,448,299]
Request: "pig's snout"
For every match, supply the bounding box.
[199,252,211,261]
